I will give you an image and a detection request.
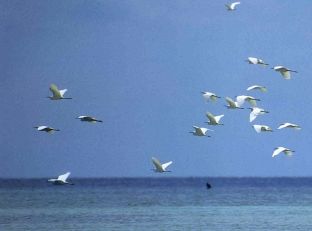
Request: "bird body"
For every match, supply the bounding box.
[77,116,103,123]
[272,66,297,79]
[236,95,260,107]
[34,126,60,133]
[246,57,269,66]
[48,84,72,100]
[246,85,267,92]
[278,122,301,130]
[249,107,269,122]
[206,112,224,125]
[152,157,173,173]
[225,97,244,109]
[272,147,294,158]
[225,1,240,10]
[201,91,221,102]
[190,126,213,137]
[48,172,71,185]
[252,125,273,133]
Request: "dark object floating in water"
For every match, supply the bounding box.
[206,182,212,189]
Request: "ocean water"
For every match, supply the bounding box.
[1,177,312,230]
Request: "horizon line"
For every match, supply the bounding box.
[2,176,312,180]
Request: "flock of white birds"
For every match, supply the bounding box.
[195,53,300,159]
[34,83,103,184]
[188,2,301,170]
[34,2,301,180]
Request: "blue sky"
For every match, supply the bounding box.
[1,0,312,178]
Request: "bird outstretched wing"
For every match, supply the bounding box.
[230,2,240,9]
[247,57,258,64]
[272,148,283,157]
[59,89,68,97]
[57,172,71,182]
[214,115,224,123]
[161,161,173,171]
[253,125,262,133]
[247,85,267,92]
[236,96,246,107]
[278,123,288,129]
[232,2,240,7]
[250,111,257,122]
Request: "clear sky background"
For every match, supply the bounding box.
[1,0,312,178]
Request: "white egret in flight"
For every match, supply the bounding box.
[48,172,72,185]
[190,126,213,137]
[246,85,267,93]
[152,157,173,173]
[278,122,301,130]
[272,66,298,79]
[34,126,60,133]
[201,91,221,102]
[272,147,294,158]
[246,57,269,66]
[76,116,103,123]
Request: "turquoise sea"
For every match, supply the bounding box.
[1,178,312,230]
